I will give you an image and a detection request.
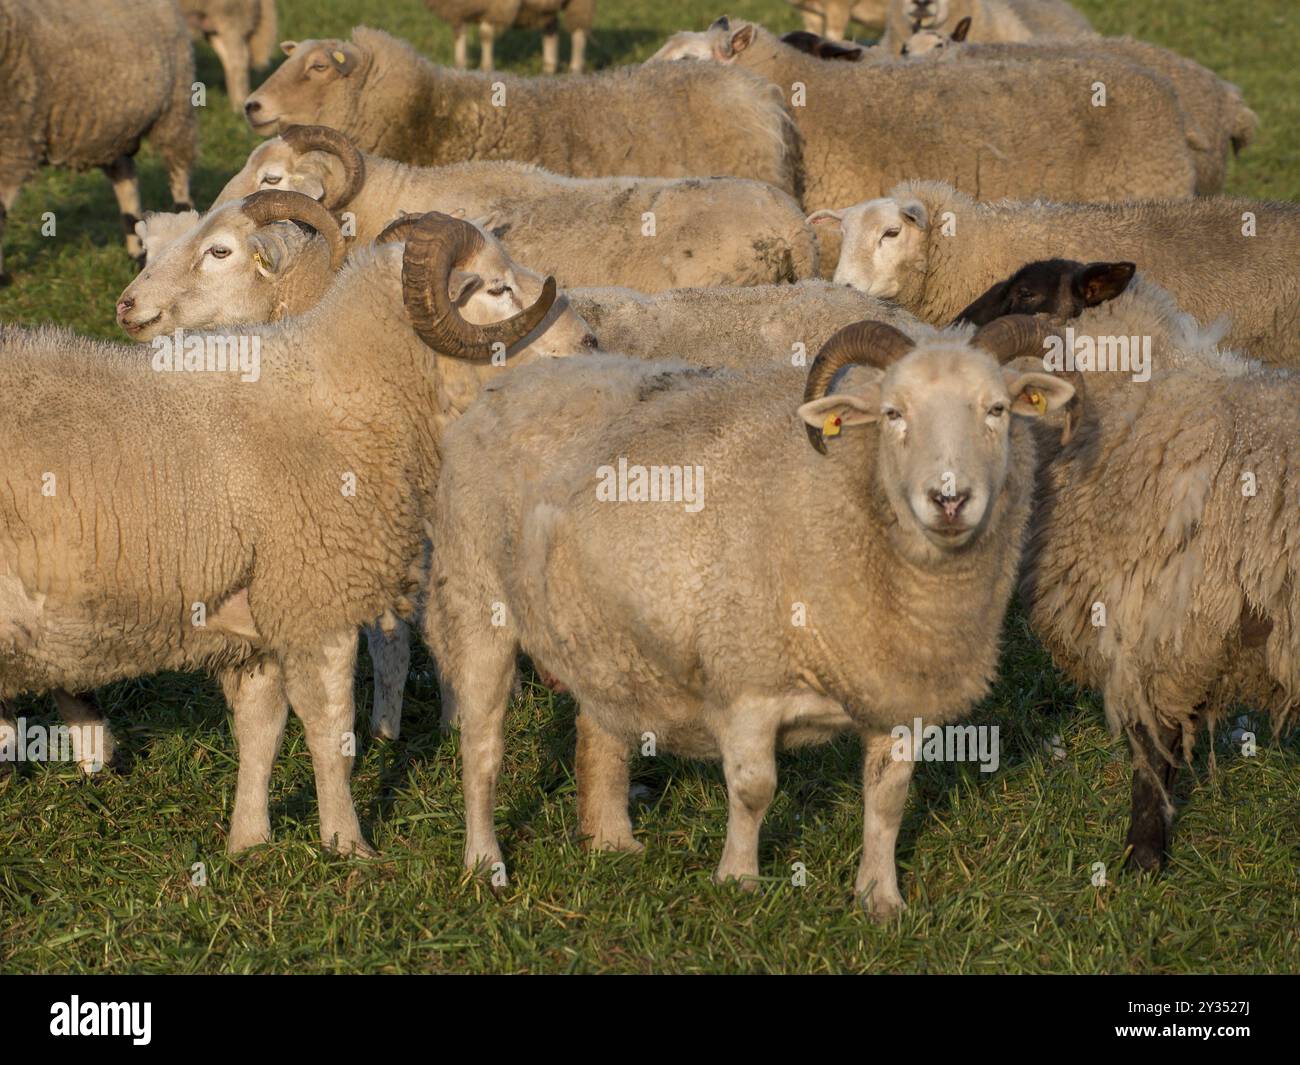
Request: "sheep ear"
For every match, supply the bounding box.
[899,199,928,230]
[731,24,755,54]
[806,208,843,229]
[280,40,297,55]
[1004,372,1075,417]
[797,386,883,432]
[710,16,730,31]
[951,16,972,42]
[448,269,480,303]
[328,43,362,75]
[290,172,326,201]
[1074,261,1135,306]
[249,232,287,277]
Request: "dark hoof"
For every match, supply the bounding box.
[173,202,194,213]
[1124,840,1167,873]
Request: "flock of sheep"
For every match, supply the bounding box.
[1,0,1297,919]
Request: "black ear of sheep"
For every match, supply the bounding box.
[1074,261,1137,306]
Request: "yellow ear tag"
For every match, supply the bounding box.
[1024,389,1047,416]
[822,413,842,439]
[332,50,346,63]
[252,251,266,270]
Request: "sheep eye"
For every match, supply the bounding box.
[881,227,901,242]
[208,246,231,259]
[988,403,1007,418]
[309,62,329,72]
[884,408,903,422]
[261,174,283,185]
[487,283,510,297]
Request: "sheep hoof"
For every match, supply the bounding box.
[1124,842,1167,874]
[858,890,907,921]
[714,869,761,892]
[327,837,377,859]
[227,825,272,855]
[369,716,400,741]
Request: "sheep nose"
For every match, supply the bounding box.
[581,333,598,349]
[928,489,970,522]
[244,98,262,116]
[116,296,134,321]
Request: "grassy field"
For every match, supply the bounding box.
[1,0,1297,974]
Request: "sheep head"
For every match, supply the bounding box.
[243,37,369,137]
[953,259,1137,327]
[381,212,596,362]
[116,191,344,341]
[217,126,366,211]
[647,17,756,63]
[903,0,952,30]
[900,15,970,55]
[798,316,1074,550]
[809,195,929,299]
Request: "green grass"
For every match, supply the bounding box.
[1,0,1298,974]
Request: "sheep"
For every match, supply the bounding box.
[898,33,1258,194]
[425,316,1074,914]
[1015,273,1300,870]
[779,30,868,61]
[786,0,887,39]
[178,0,278,110]
[647,19,1199,210]
[0,205,593,852]
[0,0,197,282]
[423,0,595,74]
[819,180,1300,364]
[241,27,797,197]
[953,258,1136,327]
[881,0,1095,54]
[214,126,820,290]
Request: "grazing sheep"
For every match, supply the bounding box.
[786,0,887,39]
[0,0,197,281]
[1017,274,1299,870]
[215,126,819,290]
[881,0,1095,54]
[648,19,1198,210]
[241,27,797,196]
[820,181,1300,364]
[178,0,278,110]
[426,317,1073,913]
[899,33,1258,194]
[0,207,593,852]
[424,0,595,73]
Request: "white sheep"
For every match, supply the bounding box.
[178,0,278,110]
[0,206,593,852]
[881,0,1095,54]
[423,0,595,73]
[241,27,797,197]
[818,181,1300,364]
[214,126,820,290]
[425,317,1073,914]
[648,19,1199,211]
[0,0,197,280]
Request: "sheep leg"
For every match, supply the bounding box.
[456,638,518,876]
[478,21,496,72]
[569,28,587,72]
[800,10,826,35]
[209,31,252,112]
[282,630,375,857]
[365,619,409,740]
[855,730,915,918]
[714,701,781,889]
[824,3,852,40]
[100,156,145,267]
[541,22,559,74]
[1124,718,1182,872]
[0,177,25,286]
[575,710,642,853]
[51,689,116,774]
[221,657,290,853]
[452,23,468,69]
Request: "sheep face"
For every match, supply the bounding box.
[954,259,1137,326]
[243,39,367,136]
[218,140,335,204]
[798,344,1072,551]
[452,223,597,358]
[809,197,928,297]
[647,17,754,63]
[116,205,330,340]
[900,15,970,55]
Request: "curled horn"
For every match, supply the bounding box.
[375,213,422,245]
[802,320,916,453]
[970,314,1060,364]
[398,212,557,361]
[279,124,366,210]
[240,189,346,269]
